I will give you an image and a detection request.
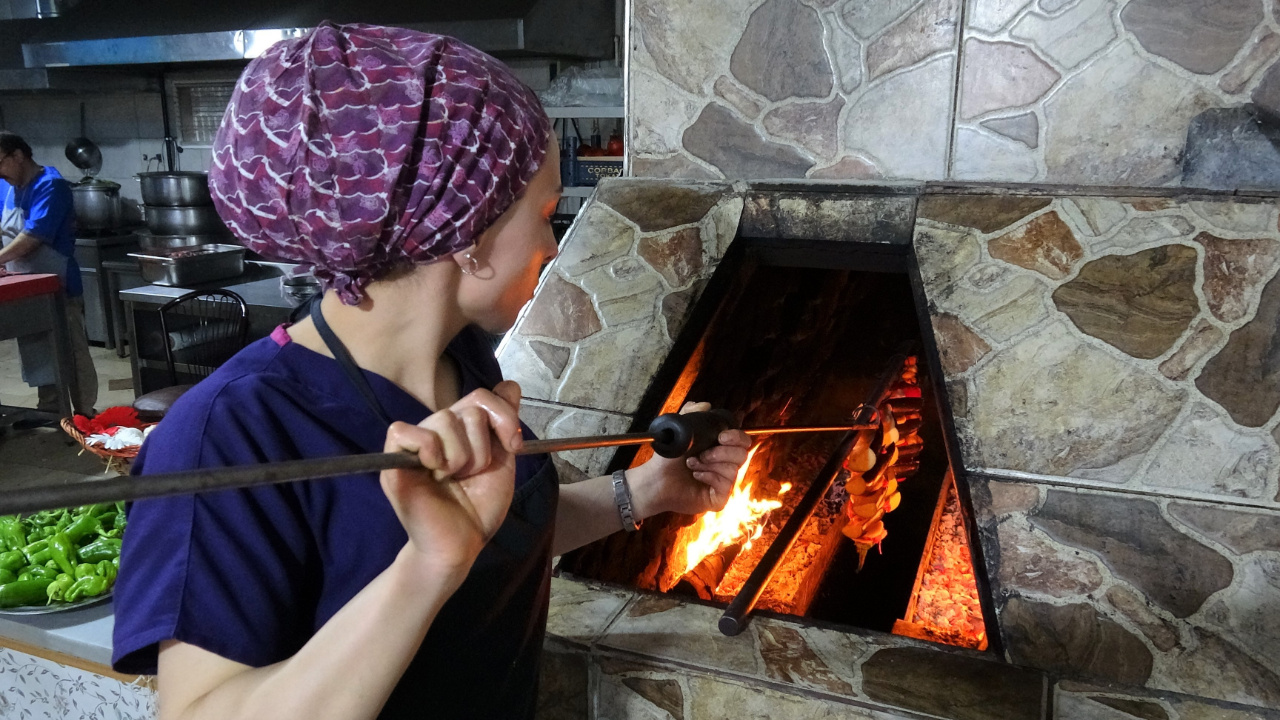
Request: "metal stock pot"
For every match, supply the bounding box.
[137,172,213,207]
[143,205,227,235]
[69,178,121,231]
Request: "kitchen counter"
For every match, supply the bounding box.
[0,602,155,719]
[75,232,142,250]
[119,274,297,311]
[119,275,300,396]
[0,600,114,667]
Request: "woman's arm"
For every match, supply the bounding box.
[158,544,468,720]
[553,403,751,557]
[156,383,526,720]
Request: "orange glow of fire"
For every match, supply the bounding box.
[675,445,791,580]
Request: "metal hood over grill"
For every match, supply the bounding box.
[13,0,614,68]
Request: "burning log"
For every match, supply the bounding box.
[659,445,790,592]
[674,542,742,600]
[718,354,909,637]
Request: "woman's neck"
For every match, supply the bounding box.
[288,265,467,411]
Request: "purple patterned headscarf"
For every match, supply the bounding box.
[209,23,551,303]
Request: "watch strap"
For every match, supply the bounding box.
[612,469,642,532]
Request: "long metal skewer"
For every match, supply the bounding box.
[0,423,877,516]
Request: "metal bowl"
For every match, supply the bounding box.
[135,229,230,254]
[144,204,227,235]
[0,591,112,616]
[137,171,213,206]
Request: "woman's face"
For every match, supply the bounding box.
[457,137,563,332]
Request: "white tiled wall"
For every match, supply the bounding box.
[0,92,169,219]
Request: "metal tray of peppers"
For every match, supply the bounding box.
[0,503,125,614]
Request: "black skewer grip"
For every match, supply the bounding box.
[647,409,737,458]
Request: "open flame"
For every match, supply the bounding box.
[675,444,791,582]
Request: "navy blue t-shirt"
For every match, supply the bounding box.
[113,324,557,716]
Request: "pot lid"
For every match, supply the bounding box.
[73,177,121,190]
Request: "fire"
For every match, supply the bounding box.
[676,445,790,581]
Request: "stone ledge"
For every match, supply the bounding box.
[922,182,1280,200]
[739,192,918,244]
[569,582,1048,720]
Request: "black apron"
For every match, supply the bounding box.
[310,300,558,719]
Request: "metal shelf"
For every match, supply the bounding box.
[545,106,625,118]
[561,186,597,198]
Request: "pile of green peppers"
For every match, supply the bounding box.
[0,502,125,609]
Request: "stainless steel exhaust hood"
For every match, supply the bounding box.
[18,0,613,67]
[0,0,80,20]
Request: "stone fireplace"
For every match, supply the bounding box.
[499,179,1280,719]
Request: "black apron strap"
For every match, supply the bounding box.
[310,297,393,426]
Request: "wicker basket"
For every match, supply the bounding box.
[60,418,154,474]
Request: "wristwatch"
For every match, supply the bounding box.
[612,469,642,532]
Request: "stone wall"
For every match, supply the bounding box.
[915,191,1280,712]
[503,179,1280,717]
[628,0,1280,186]
[916,193,1280,504]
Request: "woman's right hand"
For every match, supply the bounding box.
[380,380,524,587]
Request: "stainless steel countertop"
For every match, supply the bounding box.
[120,275,298,311]
[0,601,114,666]
[75,231,143,248]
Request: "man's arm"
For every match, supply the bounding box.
[0,232,43,265]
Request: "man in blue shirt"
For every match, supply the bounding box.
[0,131,97,416]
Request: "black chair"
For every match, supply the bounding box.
[133,289,248,421]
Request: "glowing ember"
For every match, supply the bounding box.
[675,445,790,582]
[909,479,987,650]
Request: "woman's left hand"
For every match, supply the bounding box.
[630,402,753,518]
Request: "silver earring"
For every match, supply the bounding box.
[461,252,478,276]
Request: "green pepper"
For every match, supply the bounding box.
[63,575,108,603]
[24,510,52,525]
[36,526,55,540]
[62,513,101,544]
[96,560,116,584]
[26,565,57,580]
[27,547,51,566]
[76,504,112,518]
[0,518,27,552]
[0,569,14,584]
[48,532,77,577]
[0,579,53,608]
[76,538,122,563]
[21,539,47,563]
[16,571,31,581]
[111,556,119,570]
[74,563,98,580]
[0,551,25,573]
[46,575,74,603]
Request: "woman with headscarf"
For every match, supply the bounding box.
[109,23,749,720]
